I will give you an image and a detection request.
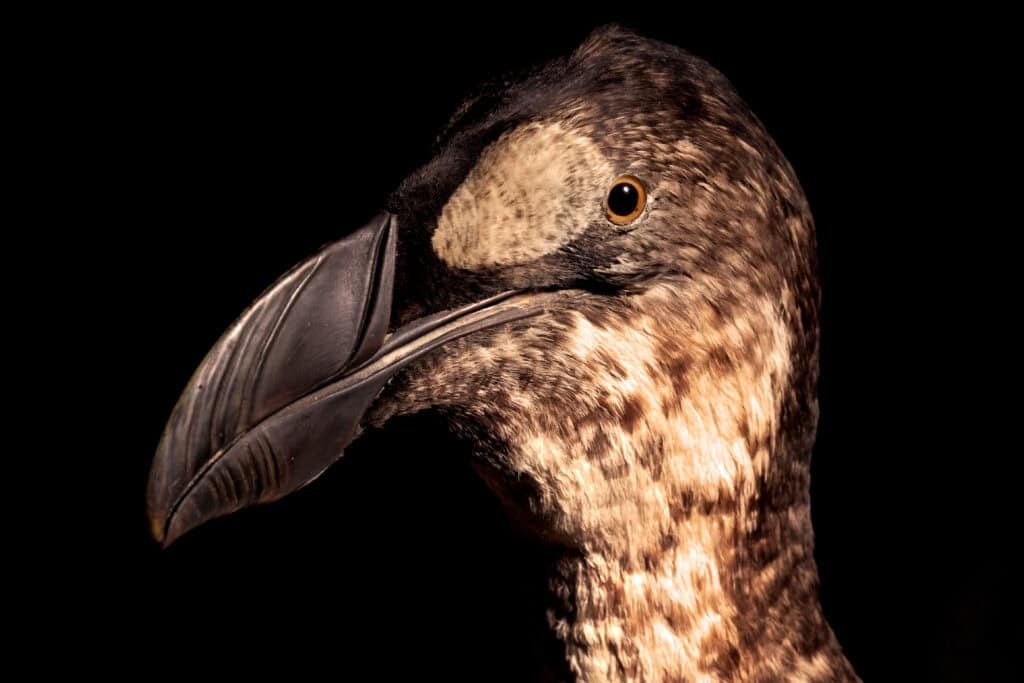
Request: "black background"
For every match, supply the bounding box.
[39,9,1014,681]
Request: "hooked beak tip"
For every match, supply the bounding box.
[149,514,168,546]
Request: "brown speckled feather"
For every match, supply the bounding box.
[366,25,859,682]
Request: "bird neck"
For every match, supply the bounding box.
[542,500,858,681]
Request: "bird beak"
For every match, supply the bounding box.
[147,212,543,546]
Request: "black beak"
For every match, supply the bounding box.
[147,212,543,546]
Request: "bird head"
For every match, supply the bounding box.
[148,26,818,555]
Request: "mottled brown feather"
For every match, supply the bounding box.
[370,25,858,682]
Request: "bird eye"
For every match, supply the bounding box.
[605,175,647,225]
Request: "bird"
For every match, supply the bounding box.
[147,25,859,682]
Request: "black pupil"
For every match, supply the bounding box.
[608,182,639,216]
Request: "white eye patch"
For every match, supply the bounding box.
[432,121,613,269]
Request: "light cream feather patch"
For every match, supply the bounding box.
[432,121,613,269]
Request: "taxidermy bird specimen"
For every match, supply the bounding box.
[148,26,858,681]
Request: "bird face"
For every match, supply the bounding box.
[148,27,818,552]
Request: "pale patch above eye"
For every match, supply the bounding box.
[432,121,613,269]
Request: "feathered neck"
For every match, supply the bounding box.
[542,496,858,681]
[472,287,858,680]
[375,281,858,679]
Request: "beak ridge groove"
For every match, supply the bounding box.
[148,212,396,545]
